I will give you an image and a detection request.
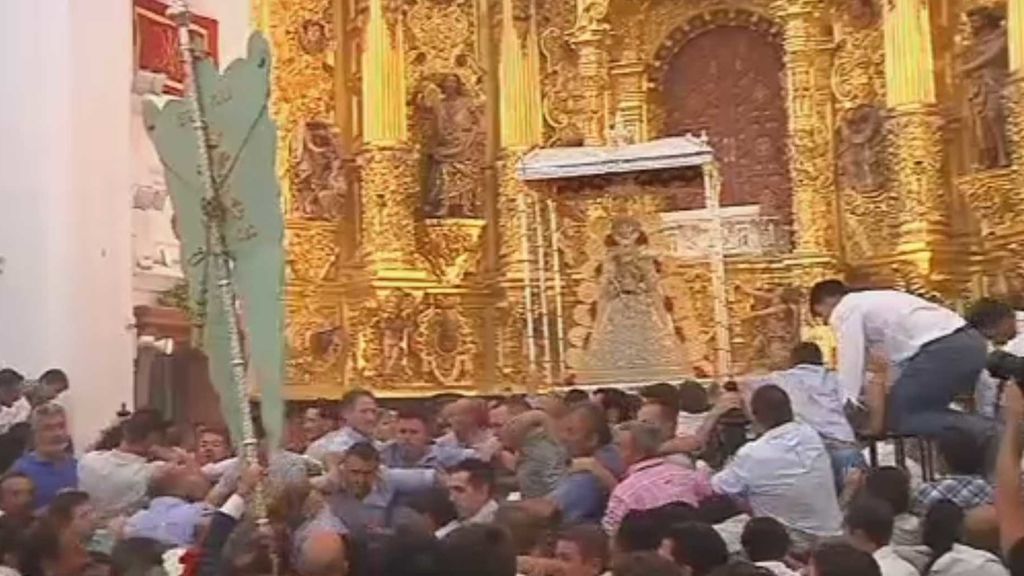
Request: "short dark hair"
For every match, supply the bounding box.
[640,383,681,417]
[47,490,91,528]
[750,385,793,430]
[846,496,896,547]
[494,503,553,556]
[196,424,231,444]
[790,342,824,366]
[340,389,375,413]
[110,537,167,576]
[923,500,964,563]
[447,458,495,494]
[0,470,32,489]
[810,541,881,576]
[678,381,709,414]
[707,563,775,576]
[346,441,381,463]
[382,525,444,576]
[612,552,684,576]
[440,524,517,576]
[741,517,791,562]
[937,426,986,475]
[121,411,163,445]
[0,369,24,390]
[406,487,457,529]
[38,369,69,388]
[563,389,590,406]
[663,522,729,576]
[864,466,911,515]
[967,298,1016,332]
[570,402,613,447]
[809,279,850,309]
[616,508,665,553]
[558,524,609,570]
[396,407,433,428]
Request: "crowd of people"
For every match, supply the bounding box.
[1,281,1024,576]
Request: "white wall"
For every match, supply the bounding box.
[0,0,134,448]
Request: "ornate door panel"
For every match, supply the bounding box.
[662,26,792,224]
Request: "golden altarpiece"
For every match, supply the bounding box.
[252,0,1024,398]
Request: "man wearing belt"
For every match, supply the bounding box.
[809,280,991,442]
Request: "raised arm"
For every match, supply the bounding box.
[834,307,868,406]
[997,383,1024,556]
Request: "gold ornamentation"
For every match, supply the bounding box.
[290,120,346,220]
[285,287,347,387]
[416,218,486,284]
[354,290,421,385]
[885,106,947,239]
[358,146,419,269]
[285,221,341,282]
[958,167,1018,236]
[415,295,478,385]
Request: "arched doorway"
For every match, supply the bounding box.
[660,26,792,228]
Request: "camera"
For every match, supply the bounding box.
[987,350,1024,382]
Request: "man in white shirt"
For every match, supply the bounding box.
[712,385,843,551]
[0,369,30,435]
[752,342,864,489]
[305,389,380,463]
[966,298,1024,418]
[436,458,499,538]
[809,280,990,441]
[845,496,919,576]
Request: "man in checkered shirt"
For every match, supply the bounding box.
[912,426,993,514]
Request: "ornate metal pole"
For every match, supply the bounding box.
[532,192,554,384]
[704,162,732,379]
[547,198,567,380]
[518,193,538,374]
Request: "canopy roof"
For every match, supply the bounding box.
[517,135,714,181]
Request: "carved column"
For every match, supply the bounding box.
[571,0,611,146]
[359,0,418,273]
[610,59,647,142]
[882,0,949,248]
[775,1,840,256]
[1007,0,1024,171]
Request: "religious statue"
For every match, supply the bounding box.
[838,104,885,192]
[578,217,690,383]
[960,6,1010,170]
[418,74,482,218]
[379,291,417,377]
[298,19,328,55]
[290,120,346,220]
[843,0,878,29]
[737,285,802,372]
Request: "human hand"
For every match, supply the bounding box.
[1002,383,1024,423]
[843,467,865,492]
[237,463,265,499]
[712,392,743,416]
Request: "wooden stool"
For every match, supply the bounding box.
[861,433,938,482]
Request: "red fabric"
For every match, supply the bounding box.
[133,0,219,95]
[180,548,200,576]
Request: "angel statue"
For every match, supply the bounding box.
[578,217,690,383]
[418,74,482,218]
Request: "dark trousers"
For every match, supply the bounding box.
[887,327,995,443]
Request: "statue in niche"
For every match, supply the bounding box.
[579,217,690,381]
[843,0,878,29]
[737,285,802,372]
[838,105,885,192]
[418,74,482,218]
[379,291,416,377]
[291,120,346,220]
[960,6,1010,170]
[298,19,328,55]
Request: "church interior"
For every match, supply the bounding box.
[6,0,1024,435]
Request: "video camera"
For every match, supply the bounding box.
[987,350,1024,383]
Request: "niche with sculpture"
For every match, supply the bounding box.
[959,5,1010,171]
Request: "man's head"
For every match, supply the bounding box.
[967,297,1018,345]
[556,524,609,576]
[342,441,381,499]
[808,541,881,576]
[296,531,349,576]
[340,389,378,437]
[740,517,791,563]
[47,490,97,544]
[446,458,495,520]
[302,402,337,442]
[448,398,488,441]
[38,369,69,399]
[790,342,825,367]
[119,410,165,456]
[615,420,665,467]
[0,472,34,520]
[611,552,684,576]
[558,402,612,458]
[661,522,729,576]
[809,279,850,320]
[750,385,793,431]
[678,381,710,415]
[639,383,680,438]
[196,425,232,465]
[845,496,895,553]
[382,526,443,576]
[0,369,25,408]
[864,466,911,515]
[395,408,433,460]
[937,426,986,476]
[148,462,212,502]
[494,502,554,556]
[441,524,517,576]
[31,403,70,459]
[489,397,530,434]
[616,508,666,554]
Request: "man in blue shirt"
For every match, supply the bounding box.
[12,403,76,510]
[380,409,478,469]
[547,402,624,523]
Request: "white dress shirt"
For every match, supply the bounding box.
[927,544,1009,576]
[711,422,843,538]
[79,449,163,523]
[0,397,31,435]
[874,545,920,576]
[435,499,499,539]
[755,561,800,576]
[975,311,1024,417]
[753,365,855,443]
[830,290,966,404]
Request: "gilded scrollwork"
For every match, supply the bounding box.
[285,287,348,387]
[285,222,341,282]
[416,219,486,285]
[415,295,477,385]
[359,146,419,267]
[354,290,422,385]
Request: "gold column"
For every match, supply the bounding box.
[1007,0,1024,171]
[882,0,948,247]
[359,0,417,274]
[610,60,647,142]
[775,1,840,256]
[571,0,611,146]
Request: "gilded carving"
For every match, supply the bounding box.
[838,104,886,192]
[958,167,1018,235]
[416,219,486,285]
[290,120,346,220]
[735,284,803,372]
[416,296,477,385]
[959,6,1011,170]
[359,146,419,267]
[886,108,947,235]
[285,222,341,282]
[285,288,347,386]
[355,290,421,384]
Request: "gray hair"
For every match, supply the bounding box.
[616,420,666,458]
[30,402,66,429]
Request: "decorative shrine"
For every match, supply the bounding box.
[248,0,1024,398]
